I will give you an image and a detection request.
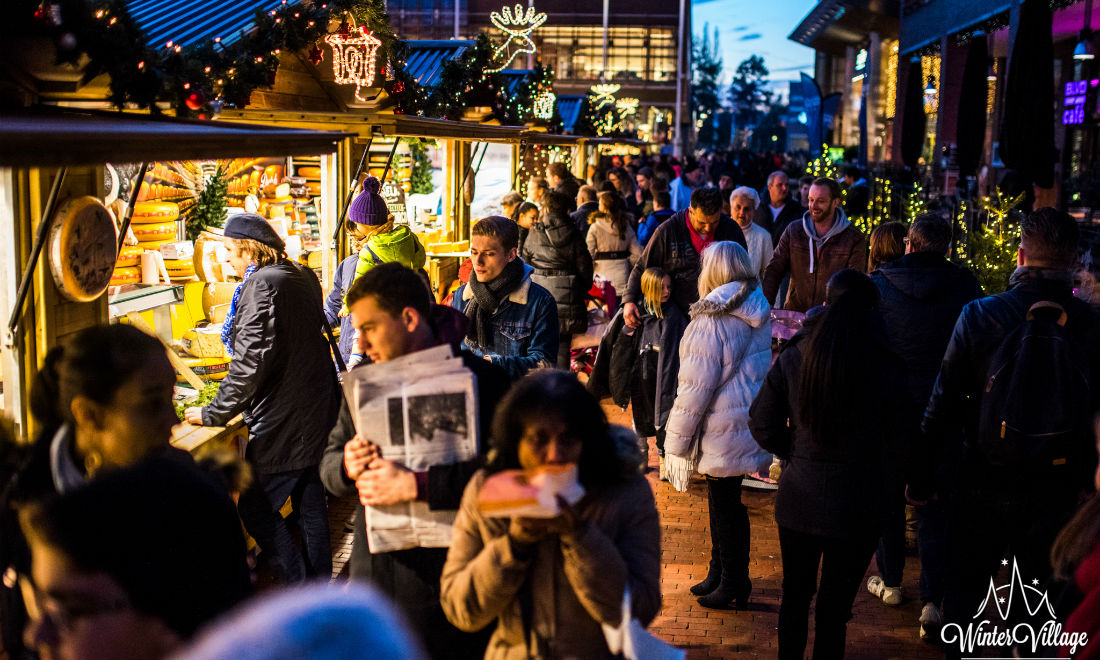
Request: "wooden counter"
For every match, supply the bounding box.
[171,415,247,456]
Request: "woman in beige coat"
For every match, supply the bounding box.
[586,192,642,296]
[441,371,661,660]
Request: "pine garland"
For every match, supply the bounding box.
[188,166,228,240]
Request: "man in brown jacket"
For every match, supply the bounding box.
[762,177,868,312]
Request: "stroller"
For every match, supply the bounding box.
[571,276,617,375]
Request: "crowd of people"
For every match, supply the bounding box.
[0,148,1098,660]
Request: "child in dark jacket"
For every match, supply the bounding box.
[589,267,687,477]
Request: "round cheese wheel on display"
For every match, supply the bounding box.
[132,220,178,242]
[164,257,195,279]
[137,239,176,251]
[48,196,117,302]
[110,266,141,286]
[297,166,321,178]
[131,201,180,223]
[115,244,143,268]
[306,182,322,196]
[179,356,231,382]
[264,195,293,205]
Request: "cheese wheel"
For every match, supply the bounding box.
[306,182,322,196]
[132,220,178,242]
[164,257,195,279]
[181,329,228,359]
[111,266,141,286]
[132,201,179,223]
[297,166,321,178]
[48,196,117,302]
[263,183,291,198]
[137,239,176,251]
[264,194,293,205]
[115,244,144,268]
[179,356,231,381]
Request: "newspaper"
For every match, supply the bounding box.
[342,344,480,553]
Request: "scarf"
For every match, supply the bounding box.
[464,258,525,349]
[1008,265,1074,289]
[800,207,851,274]
[221,263,258,356]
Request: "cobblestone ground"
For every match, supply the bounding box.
[324,400,943,660]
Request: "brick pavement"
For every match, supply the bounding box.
[322,401,943,660]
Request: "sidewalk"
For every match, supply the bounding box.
[603,403,941,660]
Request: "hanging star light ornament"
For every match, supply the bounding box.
[590,83,620,108]
[533,89,556,119]
[615,97,639,116]
[324,15,382,102]
[487,4,548,73]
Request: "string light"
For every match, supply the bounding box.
[533,89,556,119]
[590,83,620,108]
[615,97,639,116]
[325,17,382,102]
[487,4,547,72]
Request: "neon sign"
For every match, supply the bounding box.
[1063,79,1099,126]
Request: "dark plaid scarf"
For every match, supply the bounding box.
[465,258,526,349]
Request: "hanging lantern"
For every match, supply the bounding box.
[324,15,382,102]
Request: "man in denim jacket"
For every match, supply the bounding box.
[450,216,559,380]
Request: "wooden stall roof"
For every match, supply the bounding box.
[218,109,528,143]
[587,136,649,148]
[0,107,351,167]
[520,130,588,147]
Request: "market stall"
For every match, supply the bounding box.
[0,107,349,444]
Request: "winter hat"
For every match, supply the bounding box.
[224,213,286,252]
[348,176,390,226]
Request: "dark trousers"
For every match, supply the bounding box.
[238,465,332,584]
[777,526,878,660]
[557,334,572,370]
[706,476,751,588]
[915,497,948,605]
[874,495,906,587]
[941,484,1077,660]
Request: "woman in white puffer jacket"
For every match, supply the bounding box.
[664,240,773,611]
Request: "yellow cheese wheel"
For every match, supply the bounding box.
[179,356,231,382]
[111,266,141,286]
[132,221,177,242]
[263,183,291,198]
[131,201,180,223]
[48,196,117,302]
[165,257,195,279]
[181,329,228,359]
[306,182,322,196]
[297,166,321,178]
[137,239,176,250]
[115,244,143,268]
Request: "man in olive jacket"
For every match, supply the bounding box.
[762,177,868,313]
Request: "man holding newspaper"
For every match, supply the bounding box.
[319,263,510,660]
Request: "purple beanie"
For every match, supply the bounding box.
[348,176,390,225]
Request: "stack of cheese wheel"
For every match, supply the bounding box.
[131,201,180,250]
[164,256,196,281]
[111,244,145,286]
[260,183,293,219]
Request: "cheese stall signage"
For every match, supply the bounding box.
[1062,79,1099,126]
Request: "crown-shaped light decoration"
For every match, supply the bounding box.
[324,15,382,102]
[533,89,556,119]
[488,4,548,73]
[615,97,639,116]
[590,83,620,109]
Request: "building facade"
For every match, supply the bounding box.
[388,0,691,150]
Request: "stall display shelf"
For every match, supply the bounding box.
[107,284,184,318]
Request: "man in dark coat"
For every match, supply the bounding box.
[762,177,868,313]
[922,208,1100,659]
[520,190,594,368]
[869,214,982,637]
[754,170,804,246]
[622,186,746,326]
[571,184,599,235]
[320,263,509,660]
[186,213,339,584]
[547,161,579,214]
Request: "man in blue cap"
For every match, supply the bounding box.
[185,213,340,584]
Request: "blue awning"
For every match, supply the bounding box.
[404,40,475,88]
[556,95,586,133]
[127,0,288,49]
[497,69,535,97]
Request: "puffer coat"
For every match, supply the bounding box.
[664,279,773,479]
[521,212,594,335]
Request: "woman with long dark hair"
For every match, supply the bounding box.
[441,370,661,659]
[749,269,909,660]
[586,191,642,295]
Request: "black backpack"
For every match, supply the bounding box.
[977,301,1092,469]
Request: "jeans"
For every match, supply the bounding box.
[238,465,332,584]
[557,334,572,370]
[777,526,878,660]
[874,494,906,587]
[915,497,948,605]
[706,476,751,588]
